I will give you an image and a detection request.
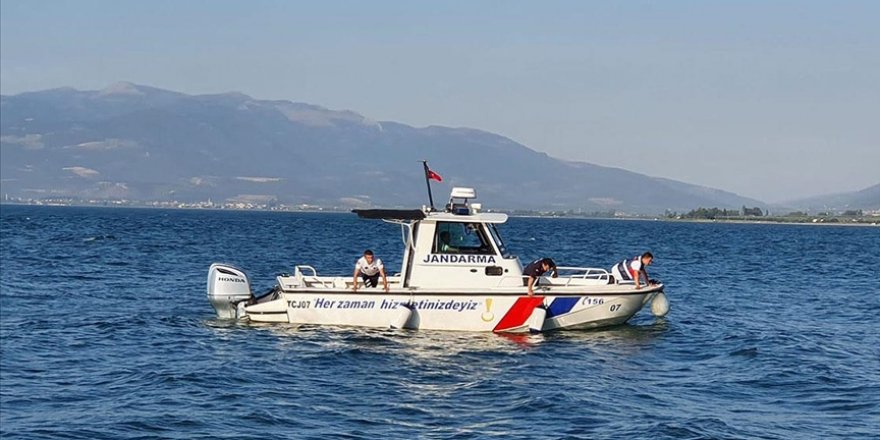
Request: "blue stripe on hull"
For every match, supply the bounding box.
[546,297,579,318]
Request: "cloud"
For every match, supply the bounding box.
[65,138,138,150]
[0,134,44,149]
[97,181,129,190]
[235,176,283,183]
[589,197,623,206]
[339,197,371,207]
[62,166,100,178]
[190,177,210,186]
[89,181,130,198]
[227,194,277,203]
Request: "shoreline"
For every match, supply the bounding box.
[3,202,877,227]
[512,214,878,227]
[654,217,878,227]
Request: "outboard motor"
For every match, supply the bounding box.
[207,263,252,319]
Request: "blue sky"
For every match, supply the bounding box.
[2,0,877,202]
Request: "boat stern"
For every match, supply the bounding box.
[206,263,253,319]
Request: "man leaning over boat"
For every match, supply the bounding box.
[352,250,389,292]
[523,257,558,296]
[611,252,655,289]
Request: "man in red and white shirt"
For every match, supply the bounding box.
[611,252,654,289]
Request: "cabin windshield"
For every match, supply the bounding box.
[433,222,495,255]
[488,224,510,258]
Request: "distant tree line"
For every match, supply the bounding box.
[787,209,863,217]
[742,206,764,216]
[670,206,765,219]
[662,206,875,223]
[681,207,740,219]
[506,209,620,218]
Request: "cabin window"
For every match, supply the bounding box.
[433,222,495,255]
[488,224,511,258]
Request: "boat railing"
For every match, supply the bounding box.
[293,265,335,288]
[290,265,404,290]
[554,266,612,285]
[493,266,611,289]
[294,265,317,277]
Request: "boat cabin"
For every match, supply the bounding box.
[354,187,525,290]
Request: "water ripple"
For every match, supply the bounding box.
[2,206,879,439]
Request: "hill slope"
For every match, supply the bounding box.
[780,184,880,212]
[1,83,765,213]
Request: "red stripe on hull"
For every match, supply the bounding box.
[493,296,544,332]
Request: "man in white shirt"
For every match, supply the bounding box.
[352,249,389,292]
[611,252,654,289]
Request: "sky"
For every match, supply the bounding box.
[1,0,877,203]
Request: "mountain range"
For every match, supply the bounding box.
[1,83,875,213]
[780,184,880,213]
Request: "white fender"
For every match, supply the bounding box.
[651,292,670,317]
[391,303,414,329]
[527,306,547,333]
[236,301,248,320]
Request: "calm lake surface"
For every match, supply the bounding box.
[1,205,878,439]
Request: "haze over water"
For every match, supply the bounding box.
[1,205,878,439]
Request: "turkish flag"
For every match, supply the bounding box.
[426,169,443,182]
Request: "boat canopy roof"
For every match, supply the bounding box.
[352,209,426,221]
[353,187,507,224]
[352,209,508,224]
[427,212,508,224]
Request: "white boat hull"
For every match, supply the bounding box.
[242,287,661,333]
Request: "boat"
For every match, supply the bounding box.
[206,185,668,333]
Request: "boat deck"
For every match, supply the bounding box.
[277,265,661,296]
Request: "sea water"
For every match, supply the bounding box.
[1,205,878,439]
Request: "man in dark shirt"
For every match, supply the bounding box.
[523,257,557,296]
